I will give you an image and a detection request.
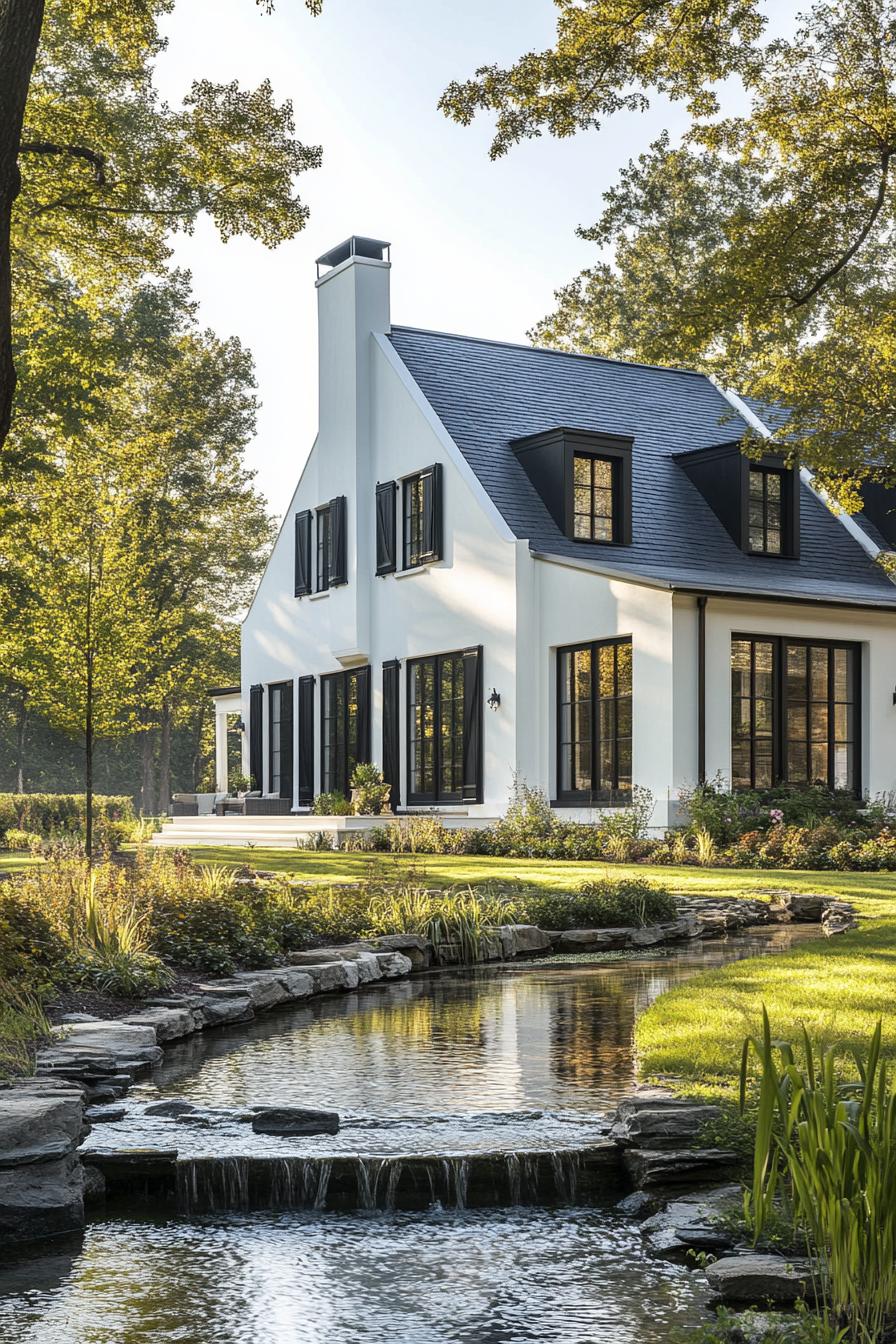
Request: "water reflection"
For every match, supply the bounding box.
[0,1207,712,1344]
[138,928,812,1119]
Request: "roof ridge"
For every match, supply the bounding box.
[389,324,712,381]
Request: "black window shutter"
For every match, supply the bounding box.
[294,511,312,596]
[375,482,397,575]
[355,665,371,765]
[280,681,294,801]
[329,495,347,586]
[297,676,315,807]
[461,646,483,803]
[424,463,443,561]
[382,660,400,810]
[249,684,264,791]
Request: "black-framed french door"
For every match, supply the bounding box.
[731,635,860,794]
[320,666,370,797]
[268,681,293,799]
[556,637,633,805]
[406,647,482,804]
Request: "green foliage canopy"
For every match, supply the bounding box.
[442,0,896,497]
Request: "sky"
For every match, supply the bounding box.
[152,0,787,515]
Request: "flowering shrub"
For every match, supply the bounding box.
[0,888,69,991]
[829,829,896,871]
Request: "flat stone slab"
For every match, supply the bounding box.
[640,1185,741,1256]
[624,1147,742,1190]
[251,1107,341,1136]
[705,1254,814,1305]
[84,1105,127,1124]
[611,1103,722,1149]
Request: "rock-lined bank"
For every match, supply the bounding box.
[0,893,853,1245]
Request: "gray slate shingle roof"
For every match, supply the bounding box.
[388,326,896,609]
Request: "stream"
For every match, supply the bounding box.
[0,926,814,1343]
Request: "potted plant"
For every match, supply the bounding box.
[349,763,392,816]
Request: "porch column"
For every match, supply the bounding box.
[215,711,229,793]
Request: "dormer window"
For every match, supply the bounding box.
[677,442,799,560]
[748,467,783,555]
[511,427,633,547]
[573,454,616,542]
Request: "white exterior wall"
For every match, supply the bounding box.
[239,241,896,824]
[241,249,519,813]
[672,594,896,801]
[527,556,677,829]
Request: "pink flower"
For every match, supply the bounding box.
[770,809,784,825]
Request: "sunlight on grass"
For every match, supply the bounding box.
[187,847,896,903]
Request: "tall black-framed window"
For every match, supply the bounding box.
[557,638,632,804]
[407,646,482,804]
[403,464,442,569]
[748,467,784,555]
[268,680,293,800]
[731,636,859,793]
[316,506,331,591]
[320,666,370,797]
[573,454,617,542]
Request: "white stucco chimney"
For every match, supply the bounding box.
[313,235,391,663]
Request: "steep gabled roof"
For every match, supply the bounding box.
[388,326,896,609]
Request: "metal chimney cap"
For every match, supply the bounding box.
[315,236,391,276]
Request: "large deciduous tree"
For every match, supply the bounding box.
[0,273,275,847]
[442,0,896,499]
[0,0,322,453]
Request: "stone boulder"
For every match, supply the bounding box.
[0,1083,86,1166]
[119,1005,199,1043]
[555,928,632,953]
[38,1021,164,1073]
[822,901,858,936]
[364,934,431,970]
[144,1100,197,1118]
[705,1254,813,1305]
[299,961,361,993]
[612,1103,722,1149]
[373,951,413,978]
[0,1155,85,1243]
[639,1185,741,1256]
[251,1106,340,1136]
[501,925,553,956]
[0,1079,86,1244]
[623,1147,742,1191]
[274,969,315,999]
[195,995,254,1028]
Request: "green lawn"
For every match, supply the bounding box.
[0,852,42,874]
[184,846,896,903]
[190,847,896,1093]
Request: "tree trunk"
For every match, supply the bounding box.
[0,0,45,450]
[191,702,207,788]
[14,691,26,792]
[158,699,172,816]
[140,722,156,816]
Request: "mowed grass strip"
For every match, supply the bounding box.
[636,913,896,1094]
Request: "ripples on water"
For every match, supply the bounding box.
[0,1206,711,1344]
[0,931,813,1342]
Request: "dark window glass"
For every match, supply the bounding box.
[403,468,443,569]
[408,651,468,802]
[557,638,632,803]
[321,668,367,796]
[731,637,858,792]
[573,454,616,542]
[748,468,784,555]
[269,685,283,795]
[316,506,331,591]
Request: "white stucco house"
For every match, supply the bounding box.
[202,235,896,839]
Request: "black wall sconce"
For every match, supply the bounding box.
[234,718,246,733]
[487,688,501,711]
